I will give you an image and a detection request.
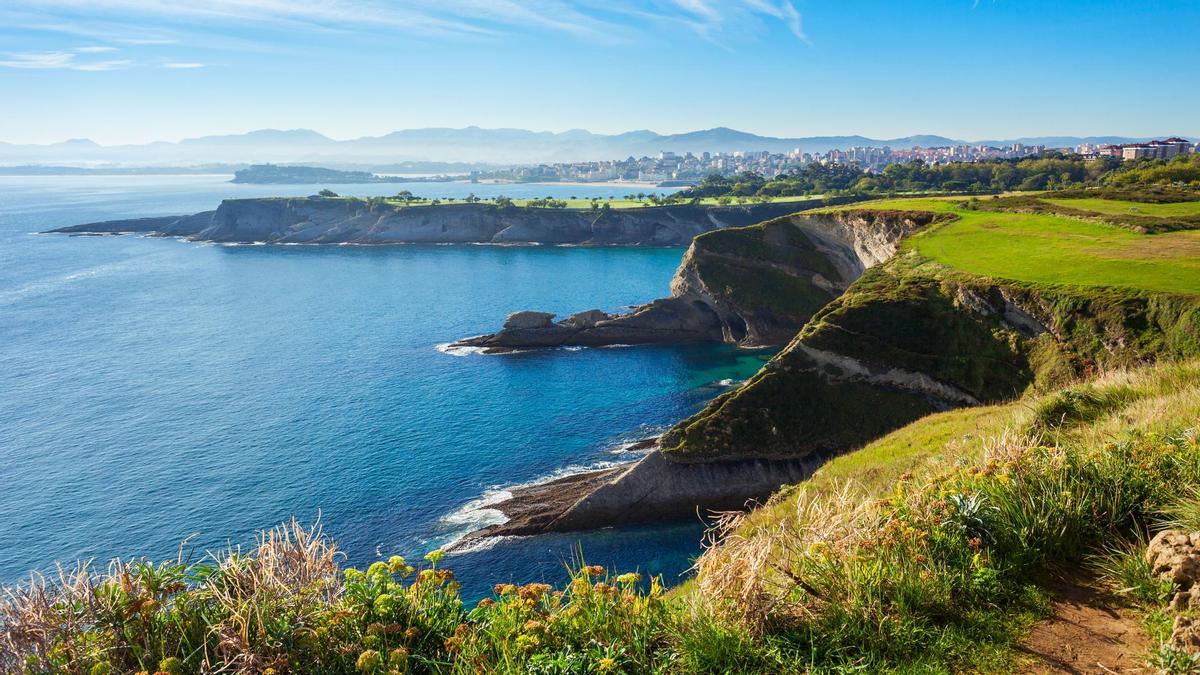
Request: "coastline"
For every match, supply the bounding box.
[447,438,657,550]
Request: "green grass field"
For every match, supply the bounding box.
[1044,197,1200,217]
[823,197,1200,296]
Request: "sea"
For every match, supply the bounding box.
[0,175,773,598]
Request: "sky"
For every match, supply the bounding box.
[1,0,1197,145]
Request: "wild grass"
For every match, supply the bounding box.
[0,523,687,674]
[5,360,1200,673]
[693,358,1200,670]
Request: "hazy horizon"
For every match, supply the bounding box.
[5,125,1199,149]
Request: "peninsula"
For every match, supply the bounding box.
[48,195,861,246]
[229,164,466,184]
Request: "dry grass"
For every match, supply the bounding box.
[0,519,341,673]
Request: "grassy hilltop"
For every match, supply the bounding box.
[896,195,1200,293]
[661,190,1200,461]
[5,188,1200,673]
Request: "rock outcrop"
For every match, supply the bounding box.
[452,209,943,353]
[1145,530,1200,652]
[49,196,864,246]
[1148,530,1200,610]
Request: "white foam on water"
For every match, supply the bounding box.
[435,341,487,356]
[441,488,513,527]
[438,455,642,550]
[445,534,523,555]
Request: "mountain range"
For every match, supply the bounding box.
[1,127,1193,168]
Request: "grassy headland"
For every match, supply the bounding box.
[837,196,1200,294]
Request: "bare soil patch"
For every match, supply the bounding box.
[1020,577,1149,674]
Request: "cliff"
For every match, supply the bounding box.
[453,209,944,352]
[49,196,862,246]
[660,253,1200,464]
[476,197,1200,534]
[524,252,1200,532]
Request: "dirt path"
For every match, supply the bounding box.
[1020,577,1150,674]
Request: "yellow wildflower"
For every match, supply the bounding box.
[356,649,383,672]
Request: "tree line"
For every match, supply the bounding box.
[680,152,1200,199]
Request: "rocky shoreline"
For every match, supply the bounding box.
[449,438,658,549]
[49,197,864,246]
[449,208,942,354]
[449,437,827,548]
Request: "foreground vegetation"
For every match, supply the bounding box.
[4,357,1200,673]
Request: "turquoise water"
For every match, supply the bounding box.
[0,175,771,597]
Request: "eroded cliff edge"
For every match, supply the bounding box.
[452,209,942,352]
[471,209,1200,538]
[49,196,862,246]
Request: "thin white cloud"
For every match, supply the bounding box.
[673,0,721,21]
[6,0,807,44]
[742,0,808,42]
[162,62,204,69]
[0,50,133,70]
[75,45,117,53]
[118,37,177,45]
[0,50,76,68]
[72,58,133,70]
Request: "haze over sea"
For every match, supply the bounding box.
[0,175,771,597]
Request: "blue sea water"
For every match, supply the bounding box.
[0,175,771,598]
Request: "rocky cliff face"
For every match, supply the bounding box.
[454,209,942,352]
[660,253,1200,463]
[50,197,863,246]
[519,214,1200,532]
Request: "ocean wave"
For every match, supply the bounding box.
[445,534,525,555]
[436,489,514,552]
[435,341,487,356]
[441,488,513,527]
[435,342,591,356]
[439,454,642,551]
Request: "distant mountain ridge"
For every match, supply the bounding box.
[1,127,1194,168]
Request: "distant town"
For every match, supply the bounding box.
[469,137,1199,185]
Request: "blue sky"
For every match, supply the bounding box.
[1,1,1197,145]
